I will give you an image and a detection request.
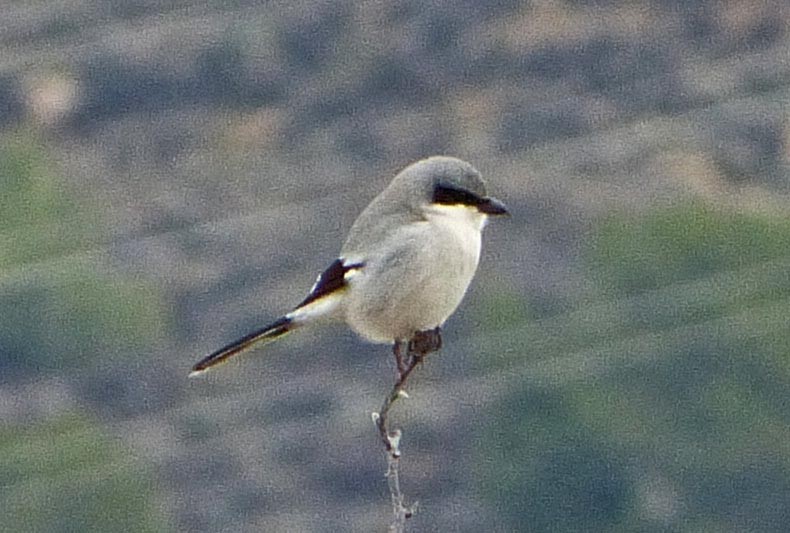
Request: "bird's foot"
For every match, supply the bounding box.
[390,328,441,381]
[408,327,442,357]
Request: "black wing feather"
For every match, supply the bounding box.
[296,258,364,308]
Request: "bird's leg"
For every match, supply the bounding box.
[393,341,407,377]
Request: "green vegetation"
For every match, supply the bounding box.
[0,413,170,532]
[476,204,790,531]
[0,135,167,376]
[588,203,790,295]
[0,134,98,269]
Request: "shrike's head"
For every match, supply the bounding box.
[386,156,508,225]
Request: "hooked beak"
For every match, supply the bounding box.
[477,196,509,216]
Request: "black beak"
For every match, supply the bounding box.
[478,196,509,216]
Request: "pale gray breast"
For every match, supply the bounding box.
[342,215,481,343]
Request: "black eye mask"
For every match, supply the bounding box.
[432,182,508,216]
[432,182,485,207]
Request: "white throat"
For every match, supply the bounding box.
[424,203,486,260]
[425,203,488,230]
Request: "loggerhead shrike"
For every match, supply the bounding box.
[190,156,507,376]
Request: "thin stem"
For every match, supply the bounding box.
[385,442,407,532]
[373,329,441,531]
[374,340,425,531]
[376,348,423,451]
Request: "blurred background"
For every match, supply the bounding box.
[2,1,790,531]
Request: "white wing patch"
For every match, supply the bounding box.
[287,292,343,323]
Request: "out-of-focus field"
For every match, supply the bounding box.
[2,1,790,531]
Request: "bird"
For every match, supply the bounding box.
[190,156,507,377]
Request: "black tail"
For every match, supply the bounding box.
[190,316,292,376]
